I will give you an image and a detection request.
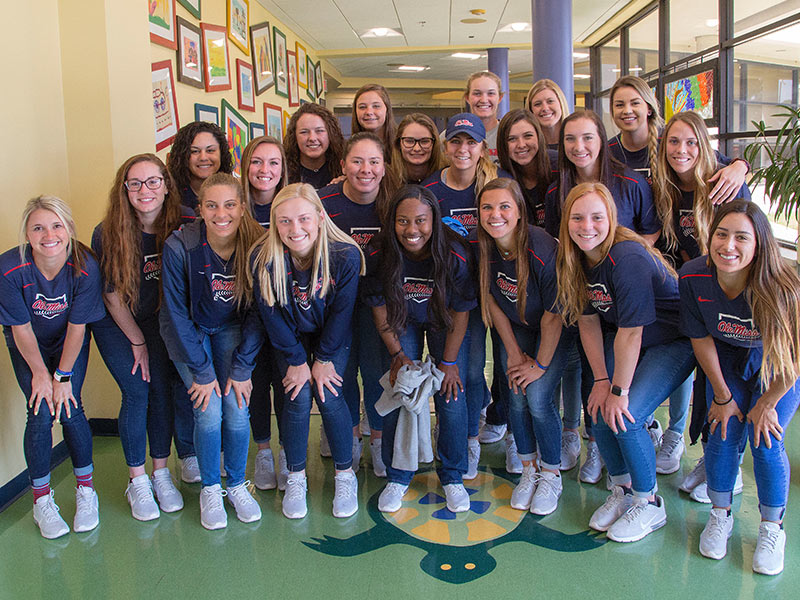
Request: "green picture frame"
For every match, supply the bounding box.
[177,0,201,20]
[273,26,288,99]
[220,99,249,178]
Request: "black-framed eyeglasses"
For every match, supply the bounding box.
[399,136,434,150]
[125,177,164,192]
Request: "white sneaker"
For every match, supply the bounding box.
[560,430,581,471]
[199,484,227,530]
[443,483,470,512]
[126,474,159,521]
[589,486,633,532]
[319,424,332,458]
[699,508,733,559]
[220,452,226,478]
[505,435,523,474]
[753,522,786,575]
[478,422,507,444]
[33,491,70,539]
[690,468,744,504]
[648,419,663,451]
[352,437,363,474]
[282,473,308,519]
[655,429,685,474]
[227,481,262,523]
[254,449,277,490]
[378,482,408,513]
[333,470,358,518]
[180,456,201,483]
[359,411,370,437]
[679,456,705,493]
[465,438,480,480]
[607,495,667,543]
[370,439,387,478]
[73,486,99,533]
[530,471,562,516]
[511,465,538,510]
[152,468,184,512]
[277,448,289,491]
[579,441,604,484]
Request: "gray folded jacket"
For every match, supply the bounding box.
[374,356,443,471]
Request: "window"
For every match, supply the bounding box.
[628,10,659,76]
[669,0,718,64]
[599,35,621,91]
[735,0,800,35]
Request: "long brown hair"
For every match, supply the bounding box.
[351,84,396,153]
[390,113,447,184]
[100,154,182,310]
[610,76,664,177]
[496,109,552,189]
[342,132,399,225]
[284,103,344,183]
[240,136,288,217]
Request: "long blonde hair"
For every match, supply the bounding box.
[250,183,365,307]
[526,79,569,123]
[653,112,717,254]
[240,136,288,217]
[556,182,676,326]
[610,76,664,177]
[19,195,88,276]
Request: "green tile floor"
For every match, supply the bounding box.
[1,409,797,599]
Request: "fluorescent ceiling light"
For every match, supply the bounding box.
[361,27,402,38]
[395,65,428,72]
[630,67,643,72]
[511,22,527,31]
[573,51,589,59]
[451,52,481,59]
[574,74,590,79]
[705,19,718,28]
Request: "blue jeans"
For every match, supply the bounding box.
[342,302,385,431]
[666,374,693,433]
[464,308,490,437]
[92,314,195,467]
[276,334,353,472]
[485,328,510,428]
[7,340,93,483]
[248,343,285,445]
[592,335,696,497]
[705,344,799,521]
[557,333,585,431]
[501,323,570,469]
[174,323,249,488]
[382,322,468,485]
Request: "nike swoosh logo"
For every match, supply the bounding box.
[698,296,713,303]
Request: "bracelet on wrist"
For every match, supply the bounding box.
[315,359,332,365]
[390,349,404,359]
[54,368,73,377]
[713,394,733,405]
[439,359,456,366]
[533,358,549,371]
[130,340,146,347]
[593,377,609,383]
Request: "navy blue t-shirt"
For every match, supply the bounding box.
[0,247,106,355]
[252,202,271,229]
[181,186,199,211]
[297,164,333,190]
[584,240,681,348]
[319,181,382,250]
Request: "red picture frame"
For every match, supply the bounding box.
[151,60,180,151]
[236,59,256,112]
[200,22,232,93]
[149,0,178,50]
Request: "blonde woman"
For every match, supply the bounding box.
[526,79,570,149]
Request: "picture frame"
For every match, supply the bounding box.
[283,110,292,136]
[176,16,203,89]
[151,60,180,151]
[314,61,324,97]
[221,99,249,177]
[663,60,718,126]
[249,122,265,139]
[194,103,219,125]
[226,0,249,55]
[249,21,273,94]
[306,56,316,101]
[201,23,231,92]
[296,42,308,89]
[272,26,288,98]
[287,50,299,108]
[149,0,177,50]
[177,0,201,20]
[236,59,255,112]
[264,103,283,141]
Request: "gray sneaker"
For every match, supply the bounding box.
[277,448,289,491]
[254,449,277,490]
[199,484,227,530]
[180,456,201,483]
[648,419,663,451]
[510,464,538,510]
[690,468,744,503]
[753,522,786,575]
[679,456,705,493]
[443,483,470,512]
[152,468,184,512]
[33,491,70,539]
[579,440,604,484]
[607,495,667,543]
[699,508,733,560]
[655,429,685,474]
[505,435,523,474]
[589,486,633,532]
[73,486,99,533]
[227,481,262,523]
[378,482,408,513]
[333,471,358,518]
[282,473,308,519]
[465,438,480,480]
[530,471,562,516]
[126,474,159,521]
[370,438,387,478]
[560,430,581,471]
[478,422,506,443]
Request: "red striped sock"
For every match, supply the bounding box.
[32,482,51,502]
[75,473,94,489]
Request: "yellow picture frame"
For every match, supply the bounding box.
[227,0,249,54]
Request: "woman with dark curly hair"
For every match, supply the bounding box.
[167,122,233,210]
[284,103,344,189]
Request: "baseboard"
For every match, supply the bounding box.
[0,441,69,513]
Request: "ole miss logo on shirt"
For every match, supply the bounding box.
[587,283,613,313]
[402,277,433,304]
[210,273,235,303]
[32,293,69,320]
[449,208,478,230]
[717,313,760,343]
[679,209,696,241]
[349,227,380,249]
[292,277,325,311]
[143,253,161,281]
[495,272,518,303]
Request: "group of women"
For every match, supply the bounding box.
[2,71,798,577]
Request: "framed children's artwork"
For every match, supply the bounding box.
[151,60,180,151]
[296,42,308,89]
[149,0,177,50]
[249,122,265,139]
[306,56,316,101]
[176,16,203,89]
[236,59,255,112]
[283,110,292,136]
[177,0,201,19]
[287,50,299,108]
[227,0,249,54]
[249,21,273,94]
[221,99,248,177]
[264,103,283,141]
[314,61,324,97]
[201,23,231,92]
[194,103,219,125]
[272,26,288,98]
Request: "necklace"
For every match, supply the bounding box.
[213,250,233,273]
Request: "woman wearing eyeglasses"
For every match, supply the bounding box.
[391,114,448,185]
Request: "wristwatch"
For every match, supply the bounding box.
[53,370,72,383]
[610,385,629,397]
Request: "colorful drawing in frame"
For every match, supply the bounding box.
[152,60,180,151]
[201,23,231,92]
[194,103,219,125]
[250,21,273,94]
[287,50,299,108]
[306,56,316,101]
[273,26,288,98]
[283,110,292,137]
[227,0,249,54]
[314,61,324,97]
[177,0,201,19]
[296,42,308,89]
[236,59,256,112]
[221,99,249,177]
[664,67,715,122]
[249,122,265,140]
[264,103,283,141]
[149,0,177,49]
[176,16,203,89]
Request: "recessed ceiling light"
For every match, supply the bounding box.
[451,52,482,59]
[573,51,589,59]
[705,19,718,28]
[373,27,389,37]
[361,27,402,38]
[461,18,487,24]
[574,74,590,79]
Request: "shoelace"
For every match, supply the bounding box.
[334,475,355,500]
[660,434,681,456]
[757,526,780,552]
[129,478,153,503]
[75,488,95,515]
[202,487,227,511]
[620,500,649,523]
[601,487,625,510]
[706,512,730,540]
[535,474,558,496]
[468,444,480,461]
[285,477,306,500]
[40,493,63,522]
[256,452,272,469]
[517,469,539,493]
[586,444,600,461]
[228,481,254,504]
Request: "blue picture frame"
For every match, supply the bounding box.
[249,122,265,139]
[194,103,219,125]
